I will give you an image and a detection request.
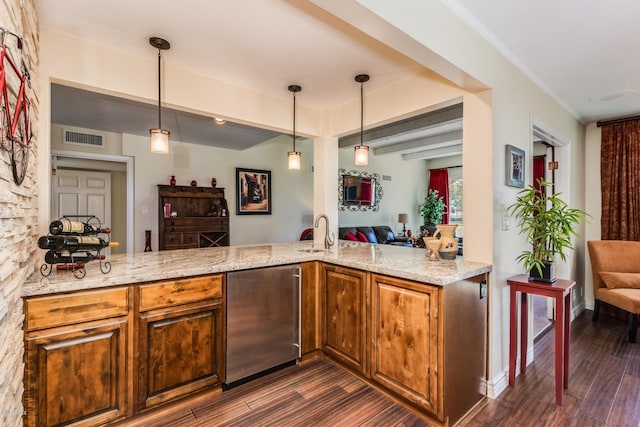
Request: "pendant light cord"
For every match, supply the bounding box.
[157,48,162,129]
[293,90,296,152]
[360,81,364,146]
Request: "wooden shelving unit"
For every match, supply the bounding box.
[158,185,229,250]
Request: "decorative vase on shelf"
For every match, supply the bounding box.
[169,175,176,186]
[190,180,197,187]
[434,224,459,260]
[211,178,217,188]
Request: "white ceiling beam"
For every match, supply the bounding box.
[402,144,463,161]
[373,129,462,155]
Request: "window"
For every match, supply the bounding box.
[448,167,463,224]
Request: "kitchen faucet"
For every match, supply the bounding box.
[314,214,335,249]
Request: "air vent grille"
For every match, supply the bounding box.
[63,129,104,148]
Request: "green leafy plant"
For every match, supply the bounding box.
[507,180,590,276]
[419,189,446,226]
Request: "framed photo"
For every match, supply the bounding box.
[505,144,525,188]
[236,168,272,215]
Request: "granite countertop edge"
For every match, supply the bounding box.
[23,241,492,297]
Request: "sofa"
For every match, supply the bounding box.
[338,225,412,246]
[588,240,640,342]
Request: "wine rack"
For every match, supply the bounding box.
[38,215,118,279]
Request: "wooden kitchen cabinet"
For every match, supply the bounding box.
[24,287,132,427]
[370,274,440,416]
[321,264,369,375]
[137,274,225,410]
[24,274,226,426]
[371,273,487,424]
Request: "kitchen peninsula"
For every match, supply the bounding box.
[23,242,491,427]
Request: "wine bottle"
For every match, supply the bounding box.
[44,250,97,265]
[49,218,110,235]
[54,236,119,251]
[37,235,57,249]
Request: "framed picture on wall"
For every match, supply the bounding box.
[505,144,525,188]
[236,168,272,214]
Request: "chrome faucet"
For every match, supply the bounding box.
[314,214,335,249]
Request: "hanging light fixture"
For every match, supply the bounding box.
[149,37,171,154]
[354,74,370,166]
[287,84,302,170]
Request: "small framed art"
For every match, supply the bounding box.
[505,144,525,188]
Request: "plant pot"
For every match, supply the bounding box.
[529,262,556,283]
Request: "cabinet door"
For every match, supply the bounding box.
[301,262,321,355]
[322,264,368,375]
[24,318,128,427]
[138,300,224,410]
[371,274,440,415]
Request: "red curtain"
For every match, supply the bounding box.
[533,155,546,195]
[601,120,640,240]
[428,169,449,224]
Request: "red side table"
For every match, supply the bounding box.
[507,274,576,405]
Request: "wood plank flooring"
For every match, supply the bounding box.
[125,359,430,427]
[460,310,640,427]
[126,310,640,427]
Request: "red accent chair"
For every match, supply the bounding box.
[299,228,313,241]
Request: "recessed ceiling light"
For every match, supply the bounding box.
[214,117,226,125]
[589,89,637,104]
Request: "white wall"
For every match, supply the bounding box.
[338,148,427,235]
[123,134,314,252]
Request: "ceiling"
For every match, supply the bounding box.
[38,0,636,152]
[51,84,283,150]
[451,0,640,123]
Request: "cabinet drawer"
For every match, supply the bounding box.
[164,223,228,233]
[25,287,129,331]
[183,232,198,245]
[139,274,224,311]
[163,232,183,246]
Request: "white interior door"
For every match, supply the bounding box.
[52,169,112,254]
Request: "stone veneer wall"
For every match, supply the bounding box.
[0,1,39,426]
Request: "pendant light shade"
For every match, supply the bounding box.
[150,129,170,154]
[288,84,302,170]
[354,74,370,166]
[149,37,171,154]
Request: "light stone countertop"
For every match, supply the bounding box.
[23,241,492,297]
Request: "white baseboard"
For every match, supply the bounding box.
[572,301,586,320]
[486,369,508,399]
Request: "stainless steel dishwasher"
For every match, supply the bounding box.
[225,264,301,386]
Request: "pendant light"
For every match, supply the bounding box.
[287,84,302,170]
[354,74,370,166]
[149,37,171,154]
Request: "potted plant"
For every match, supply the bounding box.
[419,189,446,235]
[507,180,589,283]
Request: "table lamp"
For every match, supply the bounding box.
[398,213,408,236]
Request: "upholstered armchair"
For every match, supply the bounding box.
[588,240,640,342]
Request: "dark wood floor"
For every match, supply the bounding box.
[126,359,430,427]
[128,310,640,427]
[461,310,640,427]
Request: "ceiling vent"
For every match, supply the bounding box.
[63,128,105,148]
